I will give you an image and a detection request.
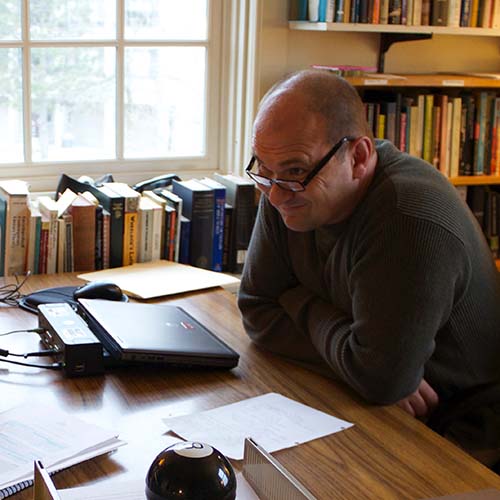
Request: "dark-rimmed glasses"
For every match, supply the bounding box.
[245,135,357,192]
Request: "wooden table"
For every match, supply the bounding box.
[1,273,500,500]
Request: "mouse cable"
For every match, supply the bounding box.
[0,327,46,337]
[0,348,58,358]
[0,358,63,370]
[0,271,31,306]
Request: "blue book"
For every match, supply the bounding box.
[172,179,214,270]
[179,215,191,264]
[298,0,308,20]
[318,0,327,21]
[198,178,226,272]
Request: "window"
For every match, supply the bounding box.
[0,0,225,190]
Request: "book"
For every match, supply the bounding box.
[103,182,140,267]
[422,94,434,164]
[172,179,215,270]
[449,96,463,178]
[142,190,168,258]
[474,91,491,175]
[0,180,30,277]
[198,178,227,272]
[431,0,448,25]
[26,202,41,275]
[69,194,97,272]
[56,213,74,273]
[36,196,59,275]
[154,189,183,262]
[213,174,256,273]
[137,196,157,263]
[179,215,191,264]
[222,203,234,273]
[56,175,124,269]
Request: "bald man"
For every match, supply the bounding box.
[238,70,500,456]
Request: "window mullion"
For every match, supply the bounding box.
[22,0,32,163]
[116,0,124,160]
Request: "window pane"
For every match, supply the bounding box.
[30,0,116,40]
[125,0,207,40]
[124,47,206,159]
[0,0,21,40]
[31,47,116,161]
[0,48,23,163]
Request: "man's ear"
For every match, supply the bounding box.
[351,137,374,180]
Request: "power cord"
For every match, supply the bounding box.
[0,358,63,370]
[0,327,46,337]
[0,271,31,306]
[0,326,63,370]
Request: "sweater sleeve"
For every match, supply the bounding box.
[306,212,470,404]
[237,197,326,366]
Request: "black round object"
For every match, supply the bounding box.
[145,442,236,500]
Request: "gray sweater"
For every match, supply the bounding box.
[238,140,500,404]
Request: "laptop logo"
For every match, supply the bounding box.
[163,321,194,330]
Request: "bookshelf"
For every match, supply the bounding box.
[287,16,500,264]
[289,21,500,36]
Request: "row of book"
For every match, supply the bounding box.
[466,185,500,258]
[362,90,500,178]
[0,173,257,277]
[296,0,500,27]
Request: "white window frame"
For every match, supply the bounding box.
[0,0,261,192]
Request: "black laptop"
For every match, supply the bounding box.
[77,299,239,369]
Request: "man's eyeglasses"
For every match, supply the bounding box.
[245,135,357,193]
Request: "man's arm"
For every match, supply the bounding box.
[238,197,325,365]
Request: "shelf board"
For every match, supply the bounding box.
[345,73,500,88]
[289,21,500,36]
[450,175,500,186]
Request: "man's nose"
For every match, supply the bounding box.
[268,182,293,206]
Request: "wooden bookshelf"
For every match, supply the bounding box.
[289,21,500,37]
[450,176,500,186]
[344,74,500,89]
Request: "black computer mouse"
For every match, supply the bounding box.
[73,281,124,301]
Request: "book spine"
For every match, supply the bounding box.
[212,188,225,272]
[102,209,110,269]
[0,197,7,276]
[422,94,434,164]
[123,212,138,265]
[179,216,191,264]
[222,203,233,272]
[3,197,29,276]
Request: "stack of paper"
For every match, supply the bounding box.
[0,404,125,498]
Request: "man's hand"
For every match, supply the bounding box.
[396,379,439,418]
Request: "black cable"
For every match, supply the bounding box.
[0,348,58,358]
[0,271,31,306]
[0,358,63,370]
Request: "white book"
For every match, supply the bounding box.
[37,196,59,274]
[137,196,155,263]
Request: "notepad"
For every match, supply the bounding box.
[78,260,240,299]
[0,404,125,499]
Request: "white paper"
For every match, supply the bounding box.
[162,392,353,460]
[0,404,124,490]
[58,473,257,500]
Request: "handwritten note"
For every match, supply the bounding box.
[162,393,353,460]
